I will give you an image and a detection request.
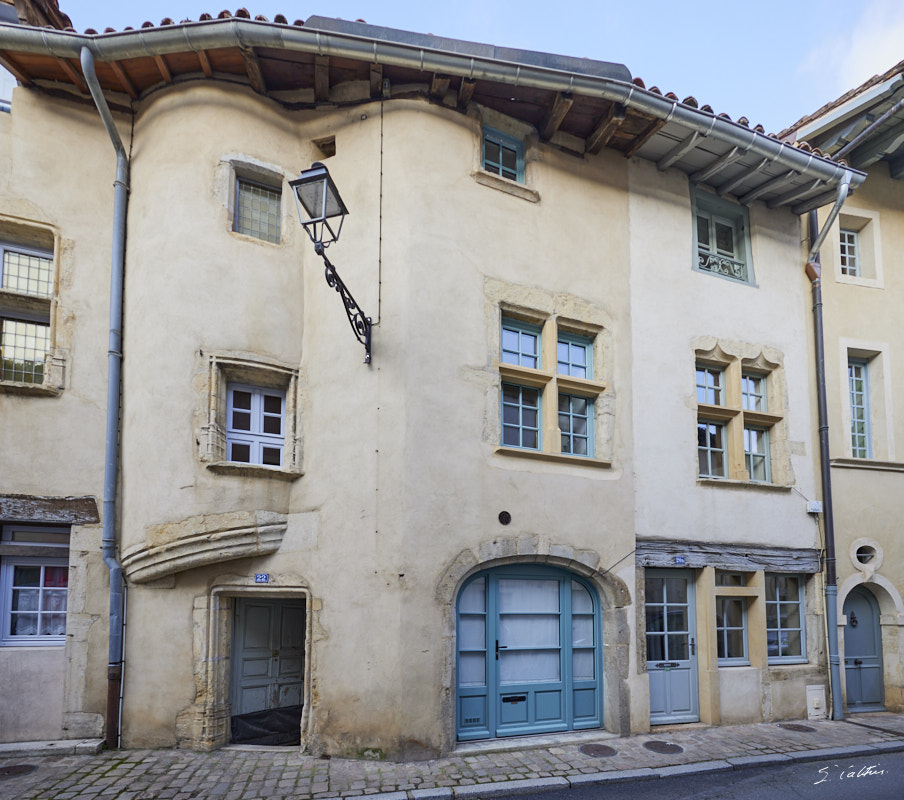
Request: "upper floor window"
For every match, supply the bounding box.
[848,358,871,458]
[692,191,753,285]
[482,128,523,183]
[498,314,605,462]
[1,244,53,298]
[0,525,70,646]
[226,383,286,467]
[234,177,282,244]
[839,229,860,277]
[695,347,786,484]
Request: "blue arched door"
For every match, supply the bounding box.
[456,565,602,741]
[843,586,884,711]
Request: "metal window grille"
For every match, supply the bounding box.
[848,359,871,458]
[1,247,53,297]
[234,178,282,243]
[839,229,860,277]
[559,393,591,456]
[0,317,48,383]
[695,209,749,283]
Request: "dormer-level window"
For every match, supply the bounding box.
[692,191,753,285]
[482,128,523,183]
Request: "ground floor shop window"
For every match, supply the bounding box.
[456,564,602,741]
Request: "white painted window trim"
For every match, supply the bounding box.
[831,207,884,289]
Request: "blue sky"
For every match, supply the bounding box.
[56,0,904,134]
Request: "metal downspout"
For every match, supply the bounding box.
[80,46,129,750]
[805,171,851,721]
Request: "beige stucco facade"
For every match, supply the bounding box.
[1,10,861,757]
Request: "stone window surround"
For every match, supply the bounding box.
[830,206,884,289]
[0,216,66,396]
[199,352,302,480]
[469,107,540,203]
[216,155,295,246]
[839,339,895,463]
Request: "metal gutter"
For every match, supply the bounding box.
[79,45,129,750]
[0,20,865,199]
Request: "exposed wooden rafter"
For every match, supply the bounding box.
[430,73,451,99]
[586,103,626,154]
[314,55,330,102]
[458,78,476,109]
[110,61,138,100]
[197,49,213,78]
[623,117,667,158]
[239,46,267,94]
[540,91,573,140]
[657,131,700,171]
[0,51,33,86]
[369,63,383,98]
[56,57,87,93]
[153,54,172,84]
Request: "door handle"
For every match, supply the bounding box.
[272,650,279,658]
[495,640,508,660]
[690,637,695,656]
[854,659,863,666]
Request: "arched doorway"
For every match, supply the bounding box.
[455,564,602,741]
[843,586,885,711]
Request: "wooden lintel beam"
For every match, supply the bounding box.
[314,55,330,102]
[57,57,87,93]
[0,52,32,86]
[110,61,138,100]
[197,49,213,78]
[458,78,476,108]
[369,63,383,98]
[623,117,667,159]
[586,103,626,154]
[430,73,451,99]
[540,92,573,140]
[239,46,267,94]
[154,54,172,84]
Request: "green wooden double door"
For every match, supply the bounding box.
[456,565,603,741]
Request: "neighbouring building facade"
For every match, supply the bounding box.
[0,1,874,756]
[783,63,904,718]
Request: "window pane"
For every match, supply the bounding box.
[697,215,710,249]
[262,415,282,435]
[0,318,49,383]
[783,630,802,657]
[499,579,559,613]
[2,248,53,297]
[263,394,282,414]
[261,446,281,466]
[645,607,665,634]
[459,578,485,613]
[573,649,594,681]
[500,650,560,683]
[459,615,485,649]
[485,140,500,165]
[664,578,687,604]
[666,608,688,632]
[725,629,744,658]
[12,588,39,611]
[232,411,252,431]
[499,614,559,648]
[235,179,281,243]
[11,614,38,635]
[12,566,41,587]
[715,220,735,255]
[43,566,68,588]
[459,652,485,686]
[43,613,67,636]
[646,634,665,661]
[230,442,251,462]
[44,589,67,612]
[572,615,594,646]
[501,145,517,172]
[232,390,252,409]
[667,635,688,660]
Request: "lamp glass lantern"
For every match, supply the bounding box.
[289,162,349,251]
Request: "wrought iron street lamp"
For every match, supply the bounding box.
[290,162,372,363]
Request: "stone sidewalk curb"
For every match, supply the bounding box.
[317,739,904,800]
[0,739,103,758]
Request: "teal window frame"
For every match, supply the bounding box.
[692,190,754,285]
[559,393,593,457]
[765,574,807,664]
[741,372,766,411]
[696,365,724,406]
[501,383,541,450]
[715,596,748,665]
[482,127,524,183]
[501,318,540,369]
[557,333,592,379]
[848,358,872,458]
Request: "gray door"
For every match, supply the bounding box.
[230,598,305,744]
[646,570,699,724]
[843,586,884,711]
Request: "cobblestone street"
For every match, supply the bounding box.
[3,714,904,800]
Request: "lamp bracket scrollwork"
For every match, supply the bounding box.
[316,243,372,364]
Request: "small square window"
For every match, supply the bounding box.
[1,526,69,646]
[234,178,282,243]
[0,316,49,384]
[557,335,591,379]
[482,128,523,183]
[226,383,286,467]
[501,319,540,369]
[693,191,753,285]
[839,229,860,277]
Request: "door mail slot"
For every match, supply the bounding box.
[501,695,527,703]
[655,662,680,669]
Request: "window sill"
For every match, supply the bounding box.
[836,274,883,290]
[767,659,809,667]
[495,446,611,469]
[0,379,62,397]
[472,170,540,203]
[697,477,791,492]
[831,457,904,473]
[0,639,66,648]
[206,462,303,481]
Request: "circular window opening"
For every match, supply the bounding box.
[856,545,876,565]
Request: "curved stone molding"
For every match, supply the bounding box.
[122,510,287,584]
